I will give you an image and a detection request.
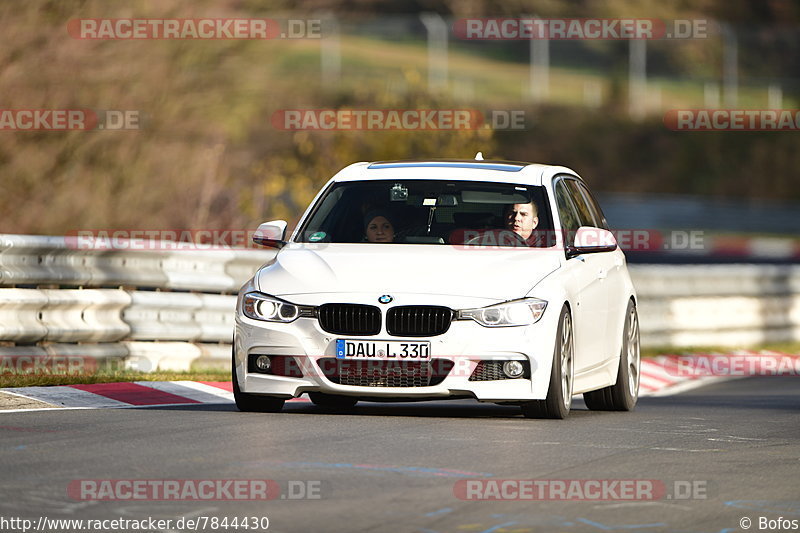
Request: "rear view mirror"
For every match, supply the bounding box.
[253,220,288,249]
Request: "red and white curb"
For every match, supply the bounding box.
[639,351,799,396]
[639,356,726,397]
[3,353,795,412]
[0,381,310,412]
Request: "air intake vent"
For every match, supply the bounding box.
[386,306,453,337]
[316,358,454,387]
[318,304,381,336]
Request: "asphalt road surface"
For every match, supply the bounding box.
[1,376,798,533]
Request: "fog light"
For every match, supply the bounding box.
[502,360,525,378]
[255,355,272,372]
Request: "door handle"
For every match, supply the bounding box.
[598,269,607,279]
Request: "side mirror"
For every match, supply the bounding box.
[566,226,617,258]
[253,220,288,249]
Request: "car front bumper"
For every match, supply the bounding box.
[233,293,561,403]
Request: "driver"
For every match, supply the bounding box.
[505,202,540,246]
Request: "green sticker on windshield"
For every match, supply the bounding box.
[309,231,326,242]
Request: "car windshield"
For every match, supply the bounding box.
[296,180,555,247]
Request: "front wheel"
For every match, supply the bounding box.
[521,305,574,419]
[584,300,640,411]
[232,351,286,413]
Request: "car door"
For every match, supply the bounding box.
[568,179,628,355]
[553,177,608,373]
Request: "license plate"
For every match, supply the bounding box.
[336,339,431,360]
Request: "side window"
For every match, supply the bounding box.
[555,180,580,246]
[565,179,599,228]
[576,182,610,230]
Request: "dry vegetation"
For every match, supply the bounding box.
[0,1,492,235]
[0,0,797,237]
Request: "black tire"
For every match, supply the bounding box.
[231,351,286,413]
[521,305,574,419]
[584,300,640,411]
[308,392,358,410]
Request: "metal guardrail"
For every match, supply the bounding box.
[0,234,798,373]
[0,234,272,292]
[0,234,275,371]
[629,264,800,347]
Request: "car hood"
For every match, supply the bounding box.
[256,243,562,301]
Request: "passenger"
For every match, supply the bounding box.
[364,209,396,243]
[505,201,540,246]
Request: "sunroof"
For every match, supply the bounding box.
[367,162,524,172]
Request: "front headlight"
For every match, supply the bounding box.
[457,298,547,327]
[242,292,300,323]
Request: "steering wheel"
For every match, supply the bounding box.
[462,229,529,247]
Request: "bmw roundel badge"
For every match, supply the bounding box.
[378,295,393,304]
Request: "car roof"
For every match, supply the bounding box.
[329,160,582,187]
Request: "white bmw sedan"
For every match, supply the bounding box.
[233,159,640,419]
